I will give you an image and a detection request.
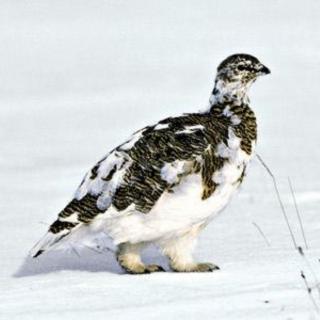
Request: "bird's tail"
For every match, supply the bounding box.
[30,194,103,258]
[30,228,72,258]
[30,211,80,258]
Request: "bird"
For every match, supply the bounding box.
[31,53,270,274]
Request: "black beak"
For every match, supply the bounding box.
[259,65,271,75]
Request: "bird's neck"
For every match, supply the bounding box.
[208,78,251,111]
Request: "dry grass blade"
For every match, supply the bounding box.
[256,154,298,249]
[288,177,309,250]
[252,222,271,247]
[300,271,320,313]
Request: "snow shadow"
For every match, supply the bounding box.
[14,245,168,277]
[14,248,123,277]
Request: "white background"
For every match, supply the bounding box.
[1,1,320,319]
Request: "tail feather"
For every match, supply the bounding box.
[31,193,103,257]
[30,229,71,258]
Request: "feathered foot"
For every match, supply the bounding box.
[160,225,220,273]
[171,262,219,273]
[116,242,165,274]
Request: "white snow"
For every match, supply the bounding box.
[1,1,320,319]
[291,191,320,204]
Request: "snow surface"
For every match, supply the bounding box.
[1,0,320,319]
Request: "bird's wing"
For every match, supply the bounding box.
[31,113,227,257]
[75,112,230,213]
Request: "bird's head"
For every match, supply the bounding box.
[216,53,270,84]
[209,53,270,106]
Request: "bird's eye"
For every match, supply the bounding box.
[237,65,245,71]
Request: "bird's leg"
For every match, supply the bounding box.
[160,225,220,272]
[116,242,164,274]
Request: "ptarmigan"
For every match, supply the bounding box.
[31,54,270,274]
